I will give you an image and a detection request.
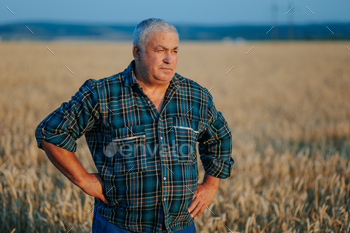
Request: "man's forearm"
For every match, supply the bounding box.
[41,141,89,187]
[41,141,109,203]
[202,173,221,190]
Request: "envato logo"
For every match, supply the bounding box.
[103,141,194,158]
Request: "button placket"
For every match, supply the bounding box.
[160,135,168,156]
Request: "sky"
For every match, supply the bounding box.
[1,0,350,26]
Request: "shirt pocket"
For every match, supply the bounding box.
[111,124,147,174]
[173,117,199,163]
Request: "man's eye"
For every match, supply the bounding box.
[157,49,164,52]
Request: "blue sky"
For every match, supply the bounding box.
[1,0,350,25]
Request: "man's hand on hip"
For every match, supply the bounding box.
[80,173,110,205]
[41,142,109,204]
[188,174,221,218]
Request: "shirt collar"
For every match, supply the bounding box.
[124,60,139,88]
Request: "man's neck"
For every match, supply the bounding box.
[134,68,170,114]
[134,65,170,96]
[136,76,168,92]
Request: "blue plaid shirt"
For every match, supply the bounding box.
[35,60,233,233]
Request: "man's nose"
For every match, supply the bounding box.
[163,51,174,63]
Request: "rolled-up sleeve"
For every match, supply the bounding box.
[35,79,100,152]
[198,92,234,179]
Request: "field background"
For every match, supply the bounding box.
[1,41,350,232]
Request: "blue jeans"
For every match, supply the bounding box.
[92,208,196,233]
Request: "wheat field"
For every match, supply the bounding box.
[1,40,350,232]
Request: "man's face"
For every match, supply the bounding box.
[137,30,178,83]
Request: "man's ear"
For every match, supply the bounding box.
[133,45,142,61]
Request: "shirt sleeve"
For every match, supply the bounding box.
[198,91,234,179]
[35,79,100,152]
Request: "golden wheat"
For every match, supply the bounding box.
[0,41,350,232]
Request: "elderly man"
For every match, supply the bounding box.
[35,18,233,233]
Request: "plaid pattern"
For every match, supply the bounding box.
[35,60,234,233]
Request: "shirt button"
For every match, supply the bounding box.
[164,198,166,202]
[163,177,166,181]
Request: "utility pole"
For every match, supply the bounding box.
[271,0,279,40]
[287,0,295,39]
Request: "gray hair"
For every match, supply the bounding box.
[133,18,179,50]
